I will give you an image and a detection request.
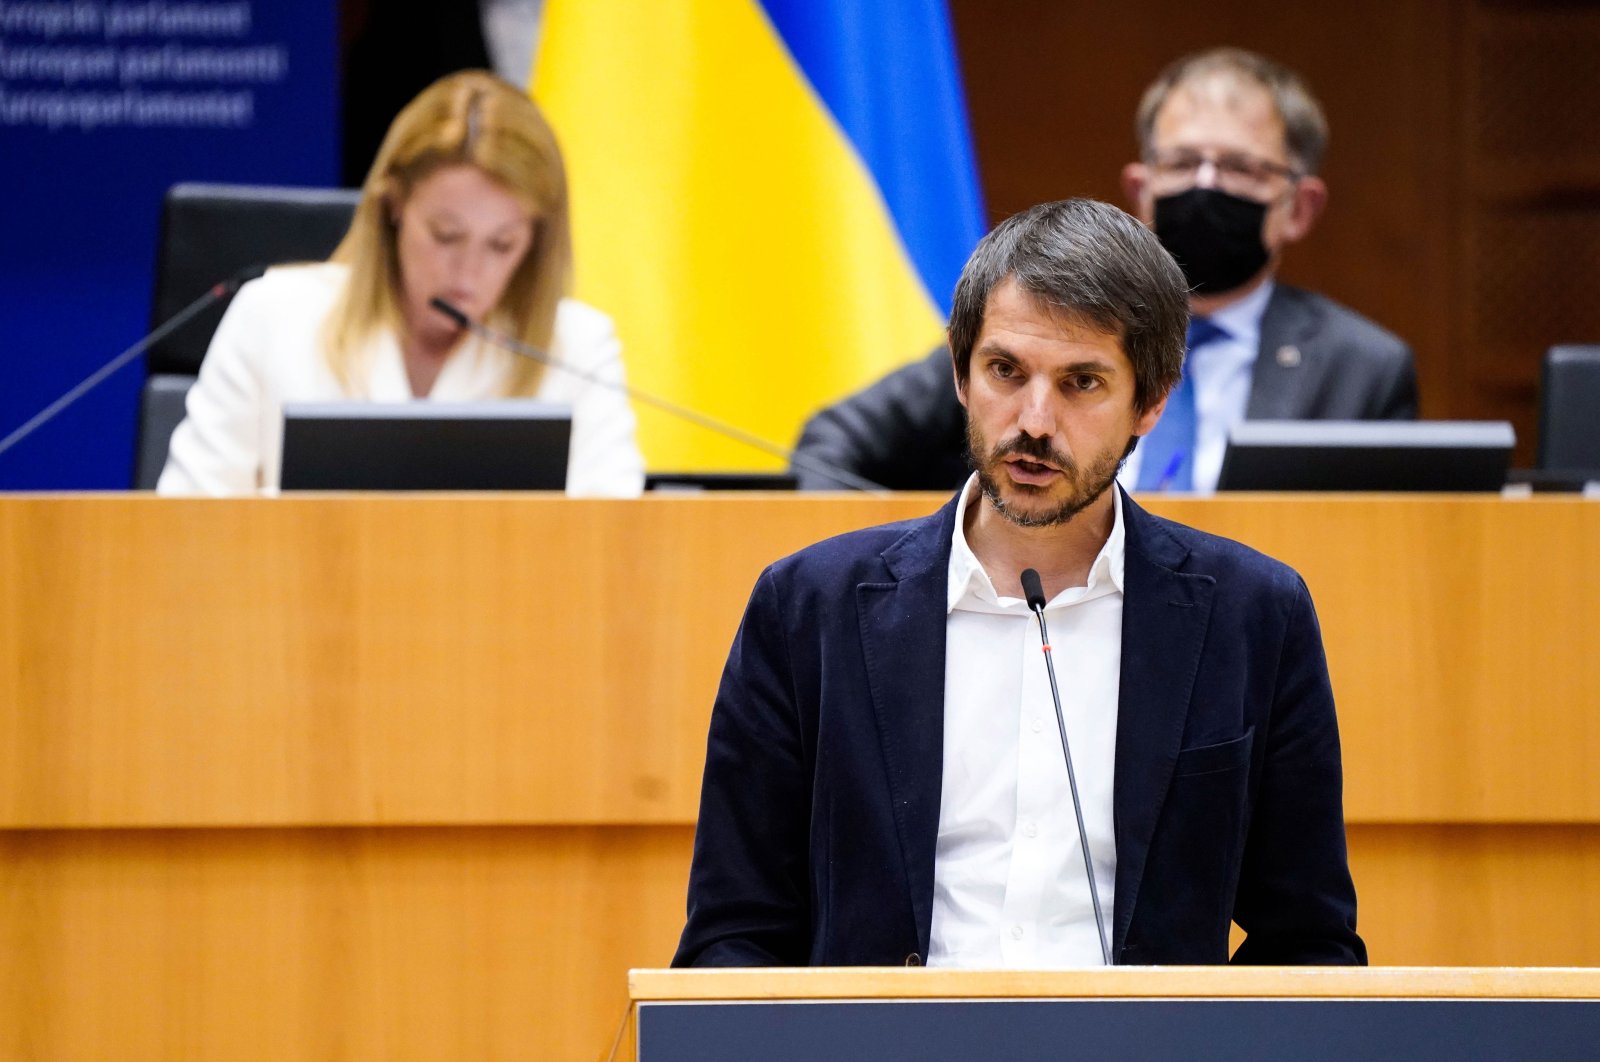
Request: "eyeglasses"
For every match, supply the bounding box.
[1145,148,1302,197]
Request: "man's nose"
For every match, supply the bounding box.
[1016,380,1059,438]
[1192,158,1221,190]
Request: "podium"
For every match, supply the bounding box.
[631,967,1600,1062]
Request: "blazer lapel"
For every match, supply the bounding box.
[1247,285,1323,420]
[1111,492,1216,956]
[857,494,960,957]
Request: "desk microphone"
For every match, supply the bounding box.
[1020,566,1113,965]
[0,265,267,463]
[429,298,888,494]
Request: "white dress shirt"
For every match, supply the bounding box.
[1120,279,1274,495]
[157,262,646,498]
[928,476,1123,968]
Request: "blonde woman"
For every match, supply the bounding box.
[159,71,645,496]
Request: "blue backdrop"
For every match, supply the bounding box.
[0,1,339,489]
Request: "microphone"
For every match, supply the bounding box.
[1020,566,1113,966]
[430,297,888,494]
[0,265,267,463]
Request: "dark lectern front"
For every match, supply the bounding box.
[632,967,1600,1062]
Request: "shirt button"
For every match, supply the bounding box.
[1011,925,1024,940]
[1031,717,1044,733]
[1022,821,1038,839]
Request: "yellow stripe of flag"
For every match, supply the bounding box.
[534,0,947,471]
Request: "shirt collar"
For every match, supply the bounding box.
[946,474,1126,614]
[1205,277,1274,359]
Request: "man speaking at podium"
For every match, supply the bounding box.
[674,199,1364,969]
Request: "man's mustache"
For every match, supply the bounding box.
[990,433,1075,471]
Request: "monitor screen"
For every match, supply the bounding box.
[646,472,798,492]
[280,401,571,491]
[1216,420,1515,492]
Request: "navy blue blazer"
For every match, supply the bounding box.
[674,489,1365,967]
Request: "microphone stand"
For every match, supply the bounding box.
[1021,566,1113,965]
[0,268,262,462]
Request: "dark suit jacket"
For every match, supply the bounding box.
[790,284,1417,490]
[674,489,1365,967]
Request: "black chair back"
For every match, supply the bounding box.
[133,375,195,489]
[148,183,361,375]
[1538,345,1600,475]
[136,183,360,487]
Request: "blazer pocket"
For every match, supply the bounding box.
[1174,728,1254,778]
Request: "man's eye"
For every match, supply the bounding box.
[1217,156,1260,179]
[431,230,464,245]
[989,361,1017,379]
[1155,151,1203,175]
[1068,375,1100,391]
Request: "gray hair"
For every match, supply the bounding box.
[947,199,1189,414]
[1136,47,1329,175]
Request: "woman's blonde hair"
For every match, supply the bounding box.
[325,70,572,395]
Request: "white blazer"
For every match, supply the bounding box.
[157,262,646,497]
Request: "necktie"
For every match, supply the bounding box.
[1135,317,1230,492]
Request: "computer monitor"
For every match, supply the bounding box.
[646,472,799,492]
[1216,420,1515,492]
[280,401,571,491]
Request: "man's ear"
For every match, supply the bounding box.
[953,361,969,409]
[1282,174,1328,244]
[1134,392,1169,437]
[1121,161,1153,222]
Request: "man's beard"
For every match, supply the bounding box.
[966,420,1129,528]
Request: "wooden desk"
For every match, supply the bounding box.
[2,494,1597,1059]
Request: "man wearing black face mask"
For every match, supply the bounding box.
[1117,47,1417,493]
[788,47,1416,495]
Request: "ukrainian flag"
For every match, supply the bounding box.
[533,0,986,472]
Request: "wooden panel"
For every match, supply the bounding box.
[1458,3,1600,458]
[0,825,692,1062]
[5,495,1597,827]
[0,495,934,828]
[1471,8,1600,168]
[1154,496,1600,823]
[2,822,1596,1061]
[1350,824,1600,966]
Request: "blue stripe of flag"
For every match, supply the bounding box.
[756,0,987,317]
